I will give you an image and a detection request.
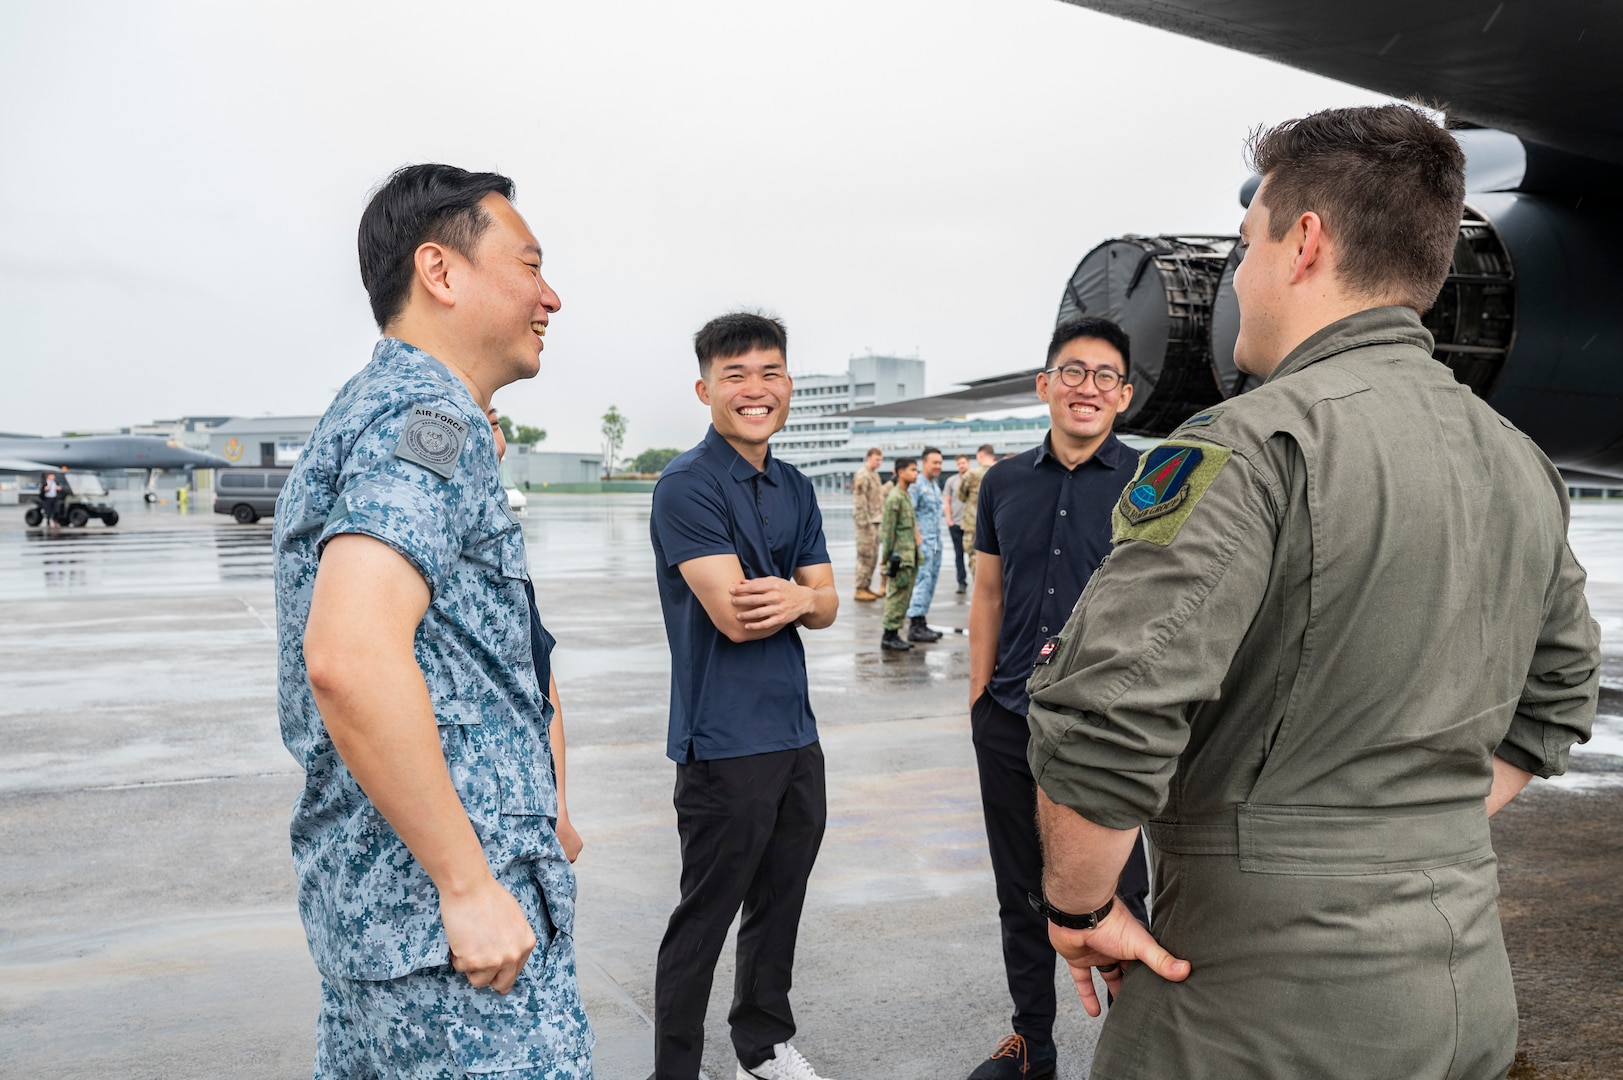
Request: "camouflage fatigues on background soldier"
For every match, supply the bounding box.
[906,472,944,620]
[852,462,885,592]
[1027,308,1600,1080]
[956,463,986,577]
[276,338,592,1078]
[879,482,918,631]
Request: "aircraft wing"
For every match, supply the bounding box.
[843,369,1040,420]
[0,457,57,474]
[1059,1,1623,167]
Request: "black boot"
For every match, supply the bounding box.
[881,628,914,651]
[908,615,943,642]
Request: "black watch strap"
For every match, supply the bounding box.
[1027,891,1115,930]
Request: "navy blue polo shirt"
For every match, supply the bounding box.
[974,431,1137,716]
[650,425,831,763]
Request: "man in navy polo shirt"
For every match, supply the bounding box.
[649,312,839,1080]
[963,317,1150,1080]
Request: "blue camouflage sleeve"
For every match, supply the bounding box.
[319,396,481,595]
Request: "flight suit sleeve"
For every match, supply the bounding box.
[1496,538,1601,777]
[319,397,482,597]
[1026,443,1280,829]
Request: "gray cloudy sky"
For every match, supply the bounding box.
[1,0,1388,455]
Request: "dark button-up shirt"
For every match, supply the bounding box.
[975,431,1136,715]
[650,425,831,763]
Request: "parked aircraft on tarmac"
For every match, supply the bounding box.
[853,1,1623,482]
[0,433,232,506]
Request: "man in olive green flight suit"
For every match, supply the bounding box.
[879,456,919,651]
[1023,105,1600,1080]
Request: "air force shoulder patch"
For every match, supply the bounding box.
[1113,441,1231,546]
[394,405,469,479]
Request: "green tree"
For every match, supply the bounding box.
[600,405,628,478]
[632,447,682,475]
[497,416,546,445]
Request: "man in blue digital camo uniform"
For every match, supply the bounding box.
[905,447,946,642]
[1025,106,1600,1080]
[275,163,591,1079]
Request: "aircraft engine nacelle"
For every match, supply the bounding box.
[1068,199,1623,478]
[1055,235,1234,434]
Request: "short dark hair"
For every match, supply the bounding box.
[357,164,516,332]
[921,446,942,460]
[977,444,996,458]
[1247,104,1465,311]
[1046,316,1131,380]
[694,312,788,378]
[894,456,916,473]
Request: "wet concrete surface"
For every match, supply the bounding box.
[0,493,1619,1078]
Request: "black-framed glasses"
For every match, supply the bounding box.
[1042,363,1124,392]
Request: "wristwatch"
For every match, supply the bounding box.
[1027,891,1115,930]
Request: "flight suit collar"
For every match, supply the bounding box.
[1265,305,1436,385]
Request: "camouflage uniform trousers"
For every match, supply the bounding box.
[883,565,916,630]
[314,879,593,1080]
[855,520,881,590]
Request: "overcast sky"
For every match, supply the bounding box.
[1,0,1390,454]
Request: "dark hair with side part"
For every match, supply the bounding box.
[1045,316,1132,380]
[921,446,942,461]
[1247,104,1465,312]
[694,312,789,379]
[358,164,516,331]
[894,456,916,473]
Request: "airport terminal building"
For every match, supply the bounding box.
[770,353,1052,491]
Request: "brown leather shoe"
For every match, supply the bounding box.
[855,587,881,601]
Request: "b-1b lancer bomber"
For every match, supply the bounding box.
[0,433,231,524]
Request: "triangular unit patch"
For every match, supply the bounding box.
[1119,445,1203,524]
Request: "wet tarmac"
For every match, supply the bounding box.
[0,492,1619,1078]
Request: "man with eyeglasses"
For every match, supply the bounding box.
[963,317,1150,1080]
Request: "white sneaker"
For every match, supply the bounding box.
[736,1041,835,1080]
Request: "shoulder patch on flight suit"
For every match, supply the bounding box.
[393,405,469,479]
[1113,442,1231,547]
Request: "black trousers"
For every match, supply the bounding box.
[949,524,968,586]
[653,743,827,1079]
[970,691,1150,1044]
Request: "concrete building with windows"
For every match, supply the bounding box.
[771,353,928,491]
[209,416,322,468]
[128,416,234,454]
